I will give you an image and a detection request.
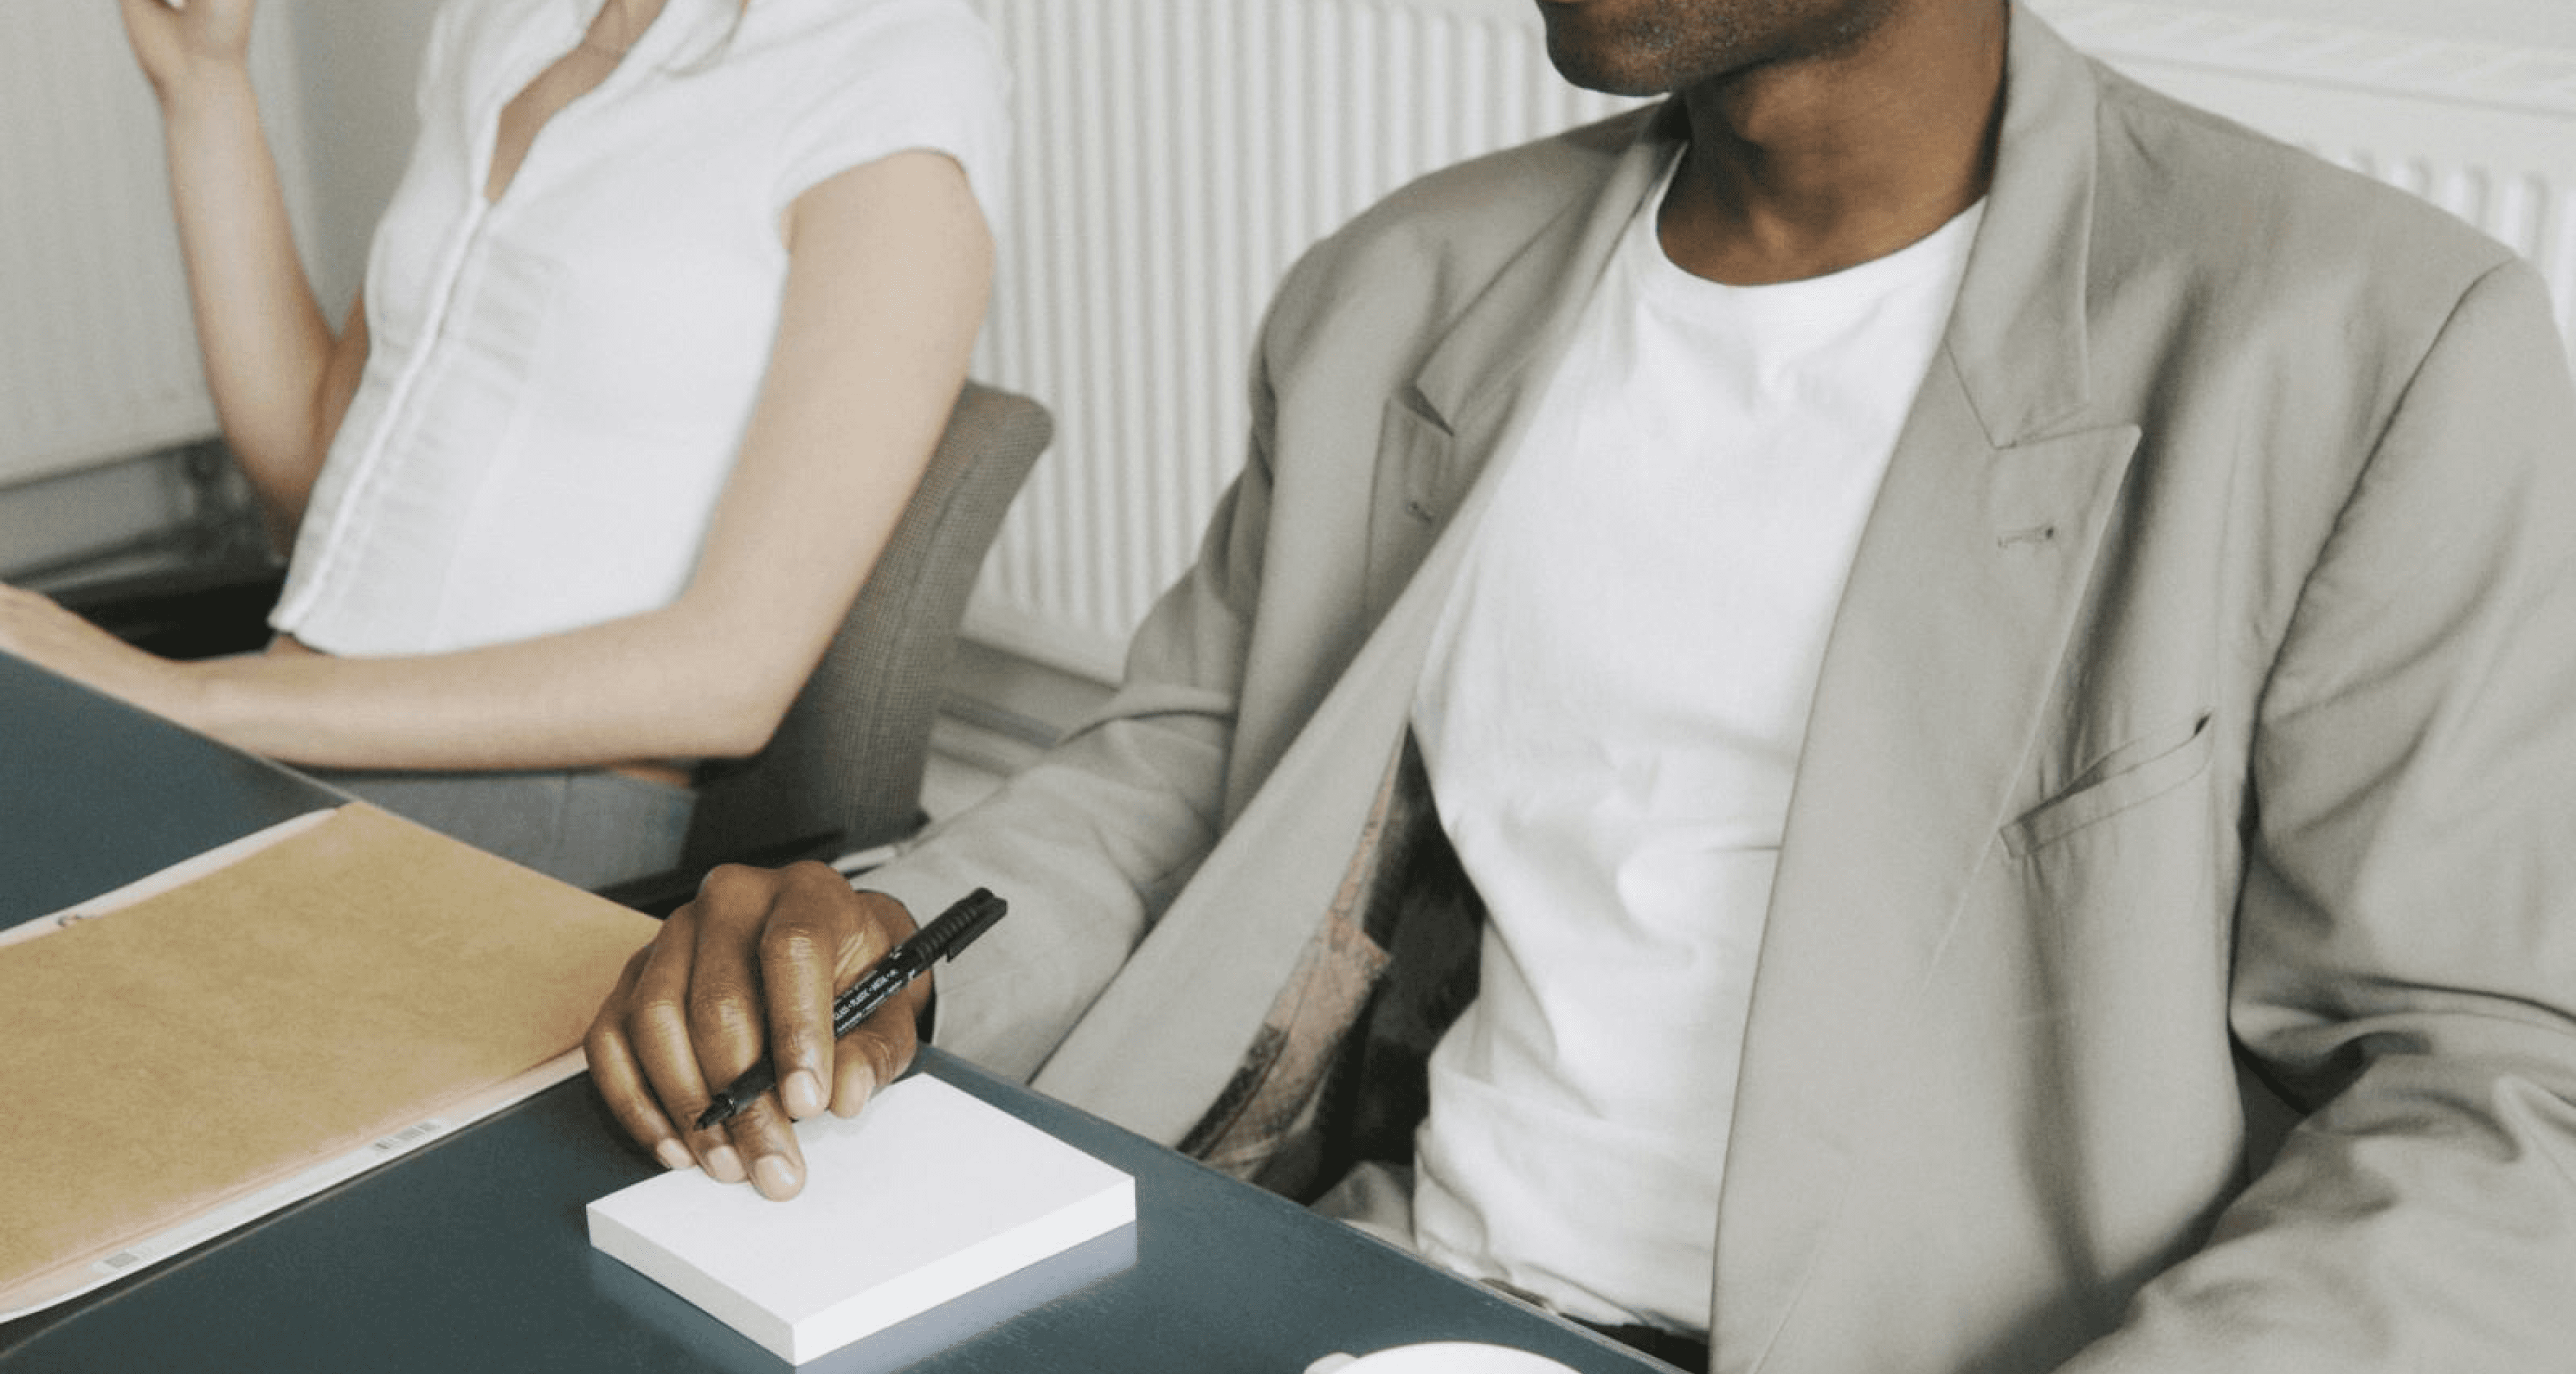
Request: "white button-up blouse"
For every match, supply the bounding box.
[272,0,1008,656]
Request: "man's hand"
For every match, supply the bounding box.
[585,863,924,1201]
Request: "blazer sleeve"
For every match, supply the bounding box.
[855,275,1312,1083]
[2065,259,2576,1370]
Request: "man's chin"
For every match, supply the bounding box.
[1537,7,1688,98]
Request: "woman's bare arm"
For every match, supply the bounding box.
[120,0,362,542]
[1,150,992,771]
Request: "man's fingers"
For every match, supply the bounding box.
[751,863,877,1120]
[719,1091,810,1201]
[585,865,937,1200]
[829,992,922,1119]
[691,863,863,1194]
[621,905,746,1181]
[583,948,694,1171]
[824,887,927,1114]
[824,890,927,1116]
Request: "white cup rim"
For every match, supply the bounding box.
[1303,1340,1581,1373]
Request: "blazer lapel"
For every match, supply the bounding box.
[1034,114,1678,1144]
[1366,107,1686,615]
[1710,10,2145,1368]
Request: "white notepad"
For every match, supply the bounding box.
[587,1075,1136,1365]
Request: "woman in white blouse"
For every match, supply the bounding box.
[0,0,1006,886]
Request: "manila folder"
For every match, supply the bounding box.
[0,803,655,1305]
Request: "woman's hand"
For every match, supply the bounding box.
[585,864,928,1202]
[0,583,192,718]
[118,0,259,101]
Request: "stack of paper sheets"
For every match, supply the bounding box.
[589,1074,1137,1365]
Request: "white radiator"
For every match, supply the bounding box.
[961,0,2576,681]
[0,5,314,492]
[960,0,1636,678]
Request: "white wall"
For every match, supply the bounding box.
[2140,0,2567,49]
[263,0,2575,286]
[7,0,2572,610]
[0,4,311,570]
[0,0,425,575]
[278,0,442,318]
[0,6,306,491]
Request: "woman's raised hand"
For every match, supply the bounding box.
[117,0,260,101]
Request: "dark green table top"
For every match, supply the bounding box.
[1,652,330,927]
[0,653,1664,1373]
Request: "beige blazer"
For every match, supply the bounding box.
[872,7,2576,1370]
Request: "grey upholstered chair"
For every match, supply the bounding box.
[600,381,1053,909]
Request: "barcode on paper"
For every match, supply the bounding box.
[371,1120,448,1154]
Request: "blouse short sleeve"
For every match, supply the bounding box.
[766,0,1012,226]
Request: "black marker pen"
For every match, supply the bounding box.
[695,887,1008,1131]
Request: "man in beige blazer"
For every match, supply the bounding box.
[590,0,2576,1369]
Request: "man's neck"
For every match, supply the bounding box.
[1658,1,2007,286]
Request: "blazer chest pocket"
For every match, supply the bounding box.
[2004,713,2216,857]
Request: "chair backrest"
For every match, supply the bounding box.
[679,381,1054,869]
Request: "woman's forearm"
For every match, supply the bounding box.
[153,64,347,537]
[174,600,817,772]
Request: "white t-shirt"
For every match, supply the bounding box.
[273,0,1009,656]
[1407,155,1981,1332]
